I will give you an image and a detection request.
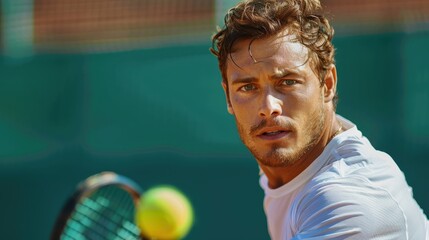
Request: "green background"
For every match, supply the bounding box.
[0,30,428,239]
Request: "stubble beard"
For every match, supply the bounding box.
[236,105,326,168]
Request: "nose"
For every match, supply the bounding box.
[259,93,283,117]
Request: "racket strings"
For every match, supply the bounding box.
[61,185,141,240]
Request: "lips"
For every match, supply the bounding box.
[263,130,285,136]
[257,127,291,141]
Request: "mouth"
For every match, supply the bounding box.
[257,129,291,141]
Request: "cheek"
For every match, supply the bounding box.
[230,96,257,124]
[232,104,252,123]
[285,86,322,115]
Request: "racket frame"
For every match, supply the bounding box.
[50,171,143,240]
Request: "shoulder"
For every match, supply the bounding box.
[289,176,407,239]
[329,128,404,182]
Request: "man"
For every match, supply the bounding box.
[210,0,428,239]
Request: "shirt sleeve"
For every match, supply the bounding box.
[290,177,408,240]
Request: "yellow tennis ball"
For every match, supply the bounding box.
[135,185,194,240]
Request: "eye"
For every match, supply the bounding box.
[239,84,257,92]
[281,80,297,86]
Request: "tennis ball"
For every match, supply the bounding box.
[135,185,194,240]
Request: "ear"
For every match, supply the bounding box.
[323,65,337,103]
[222,81,234,115]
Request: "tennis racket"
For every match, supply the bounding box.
[50,171,146,240]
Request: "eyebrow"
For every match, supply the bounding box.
[231,68,300,85]
[271,68,300,79]
[231,77,257,85]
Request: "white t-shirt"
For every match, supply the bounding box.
[260,116,428,240]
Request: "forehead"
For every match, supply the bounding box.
[226,33,309,78]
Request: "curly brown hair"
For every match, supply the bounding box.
[210,0,337,107]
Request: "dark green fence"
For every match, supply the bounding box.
[0,30,428,239]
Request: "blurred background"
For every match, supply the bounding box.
[0,0,428,239]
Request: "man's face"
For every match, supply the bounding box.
[223,33,328,167]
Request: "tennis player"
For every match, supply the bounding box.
[211,0,428,239]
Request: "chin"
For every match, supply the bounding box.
[256,147,301,168]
